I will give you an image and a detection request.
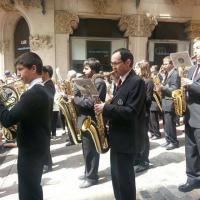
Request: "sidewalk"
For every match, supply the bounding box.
[1,127,200,200]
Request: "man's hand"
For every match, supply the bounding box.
[67,95,74,102]
[94,103,105,114]
[181,78,193,87]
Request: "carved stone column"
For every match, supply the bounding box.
[185,20,200,40]
[55,10,79,78]
[0,0,15,11]
[119,14,157,62]
[0,40,9,77]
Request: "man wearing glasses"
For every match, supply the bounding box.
[95,48,146,200]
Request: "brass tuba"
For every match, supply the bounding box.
[81,74,109,154]
[0,79,22,141]
[56,68,81,144]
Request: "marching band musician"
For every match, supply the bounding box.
[0,52,52,200]
[149,65,162,140]
[156,56,180,150]
[178,37,200,192]
[134,61,154,173]
[73,58,107,188]
[42,65,55,173]
[95,48,146,200]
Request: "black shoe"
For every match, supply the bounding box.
[135,163,149,173]
[78,175,86,180]
[43,165,53,173]
[178,182,200,192]
[51,136,57,140]
[79,179,98,188]
[166,143,179,150]
[161,142,170,147]
[151,135,161,140]
[65,141,74,147]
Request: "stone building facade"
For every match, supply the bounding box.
[0,0,200,79]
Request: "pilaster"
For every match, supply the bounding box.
[55,10,79,79]
[119,14,157,62]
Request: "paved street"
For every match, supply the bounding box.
[1,126,200,200]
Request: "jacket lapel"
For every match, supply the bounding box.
[111,70,135,103]
[188,66,195,79]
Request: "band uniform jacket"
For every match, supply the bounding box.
[44,79,55,110]
[103,70,146,154]
[44,79,55,99]
[74,76,107,128]
[0,84,52,154]
[144,78,154,114]
[161,69,180,112]
[185,65,200,128]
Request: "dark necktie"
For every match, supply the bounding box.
[163,72,168,84]
[193,64,200,80]
[116,78,122,90]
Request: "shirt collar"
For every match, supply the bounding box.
[167,68,175,78]
[120,69,132,83]
[28,77,43,90]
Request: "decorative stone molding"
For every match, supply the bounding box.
[0,0,15,11]
[29,35,52,51]
[17,0,41,8]
[185,21,200,39]
[55,10,79,34]
[0,40,10,53]
[171,0,200,5]
[93,0,108,14]
[119,14,157,37]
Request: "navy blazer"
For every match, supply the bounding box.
[185,65,200,128]
[0,84,52,154]
[44,79,55,110]
[103,70,146,154]
[161,69,180,112]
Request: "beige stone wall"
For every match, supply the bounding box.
[0,0,200,78]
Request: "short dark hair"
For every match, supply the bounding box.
[163,56,173,65]
[113,48,134,67]
[15,52,43,75]
[42,65,53,78]
[83,58,101,73]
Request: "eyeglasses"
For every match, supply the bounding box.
[110,61,123,66]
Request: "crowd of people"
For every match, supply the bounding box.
[0,37,200,200]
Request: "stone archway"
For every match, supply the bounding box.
[0,11,30,76]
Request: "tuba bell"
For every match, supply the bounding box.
[0,79,22,141]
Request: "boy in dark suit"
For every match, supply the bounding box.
[73,58,107,188]
[42,65,55,173]
[95,48,146,200]
[0,52,52,200]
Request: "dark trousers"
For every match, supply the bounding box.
[82,131,99,180]
[44,147,52,167]
[52,111,59,136]
[185,123,200,184]
[163,111,178,144]
[17,149,45,200]
[110,149,136,200]
[136,115,150,164]
[149,111,161,137]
